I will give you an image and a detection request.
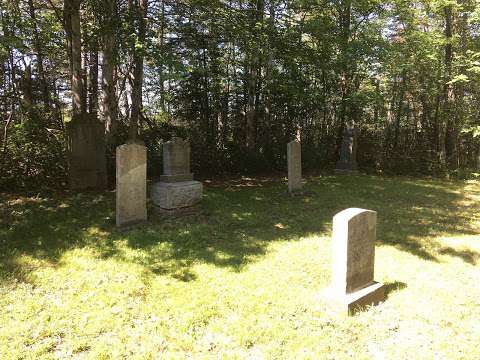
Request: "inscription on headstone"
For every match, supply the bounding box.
[287,141,302,194]
[324,208,385,315]
[116,143,147,227]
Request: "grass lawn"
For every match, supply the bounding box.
[1,174,479,359]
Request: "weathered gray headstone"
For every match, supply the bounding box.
[335,121,358,173]
[287,140,302,194]
[323,208,385,315]
[151,138,202,213]
[116,143,147,227]
[160,138,193,182]
[68,113,107,190]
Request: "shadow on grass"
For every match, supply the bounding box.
[1,175,479,286]
[438,247,479,265]
[384,281,408,299]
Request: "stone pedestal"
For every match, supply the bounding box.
[323,208,385,315]
[151,181,203,210]
[151,137,203,213]
[287,141,302,194]
[68,113,107,190]
[116,143,147,227]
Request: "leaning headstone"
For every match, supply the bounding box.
[287,140,302,194]
[335,121,358,173]
[151,138,202,213]
[323,208,385,315]
[68,113,107,189]
[116,142,147,227]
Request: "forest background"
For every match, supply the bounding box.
[1,0,480,190]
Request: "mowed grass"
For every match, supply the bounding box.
[0,174,479,359]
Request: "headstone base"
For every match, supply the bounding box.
[334,168,359,175]
[323,281,385,316]
[288,188,305,197]
[151,181,203,210]
[160,173,194,182]
[153,204,200,218]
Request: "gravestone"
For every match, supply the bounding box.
[287,140,302,194]
[116,142,147,227]
[160,138,194,182]
[151,138,202,213]
[477,147,480,171]
[335,122,358,173]
[68,113,107,190]
[323,208,385,315]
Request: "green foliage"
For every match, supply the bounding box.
[2,0,480,188]
[0,108,67,191]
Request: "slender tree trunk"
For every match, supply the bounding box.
[393,71,407,151]
[264,0,275,138]
[102,0,118,140]
[336,0,353,162]
[64,0,85,116]
[21,64,34,111]
[245,0,264,151]
[129,0,148,141]
[440,4,454,170]
[27,0,50,107]
[89,44,99,116]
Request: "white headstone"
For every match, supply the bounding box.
[287,140,302,194]
[323,208,385,315]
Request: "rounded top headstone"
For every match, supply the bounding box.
[333,208,376,226]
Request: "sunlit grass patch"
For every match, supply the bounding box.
[1,175,479,359]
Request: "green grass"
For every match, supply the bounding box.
[1,174,479,359]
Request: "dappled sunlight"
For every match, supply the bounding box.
[2,175,480,358]
[2,176,479,289]
[231,212,253,221]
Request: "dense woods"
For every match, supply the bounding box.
[1,0,480,189]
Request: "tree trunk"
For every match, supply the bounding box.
[264,0,275,139]
[102,0,118,141]
[245,0,264,151]
[440,4,454,170]
[64,0,85,116]
[88,44,99,116]
[129,0,148,142]
[336,0,353,162]
[27,0,50,107]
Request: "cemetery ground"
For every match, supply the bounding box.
[1,174,479,359]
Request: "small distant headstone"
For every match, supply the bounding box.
[116,142,147,227]
[151,138,202,213]
[323,208,385,315]
[68,113,107,190]
[287,140,302,194]
[476,148,480,171]
[335,122,358,173]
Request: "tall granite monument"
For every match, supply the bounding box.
[151,138,203,212]
[116,142,147,227]
[335,122,358,173]
[323,208,385,315]
[287,140,302,194]
[68,113,107,190]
